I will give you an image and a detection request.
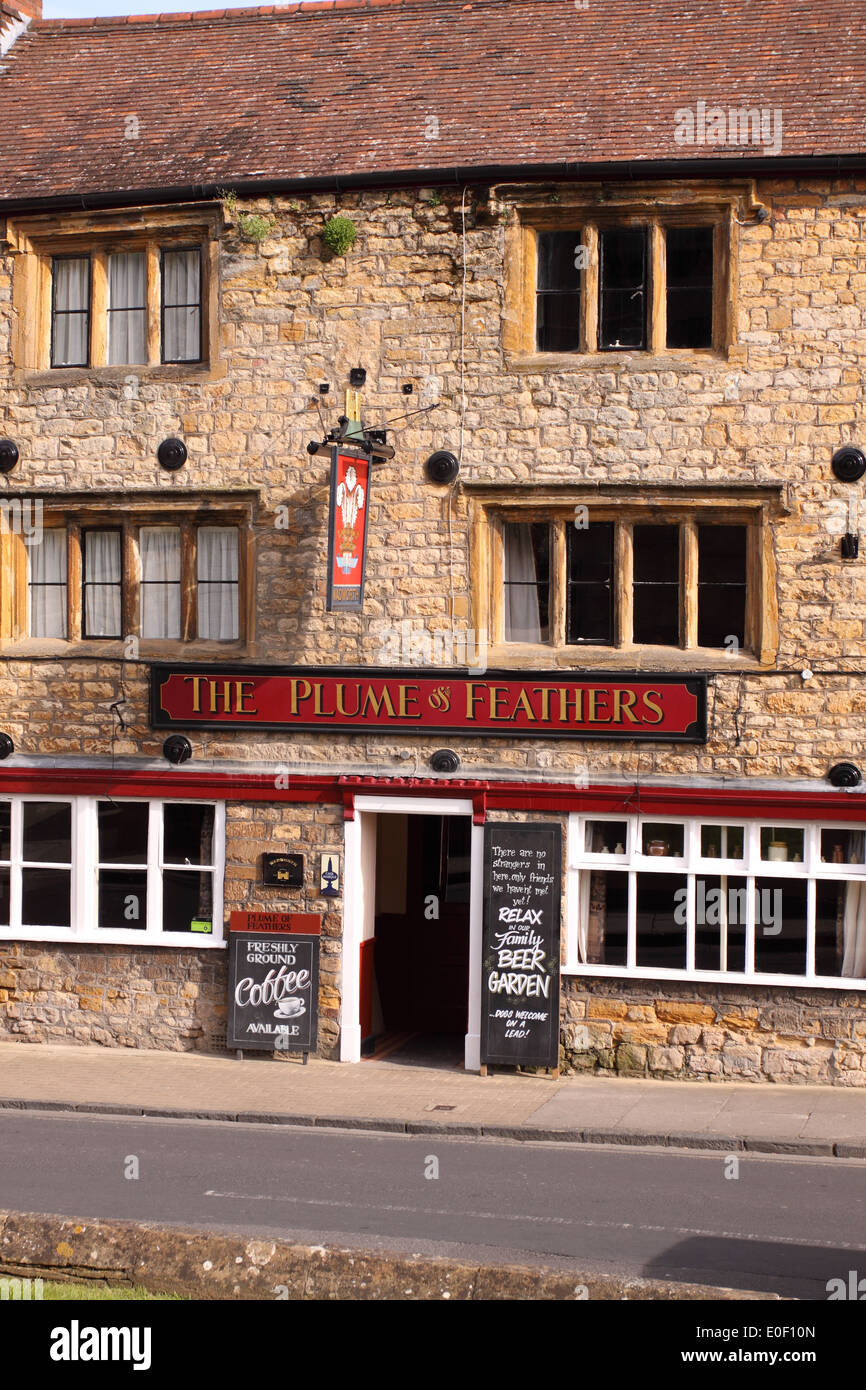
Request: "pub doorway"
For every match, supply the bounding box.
[361,813,472,1066]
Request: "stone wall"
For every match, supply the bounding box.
[562,975,866,1086]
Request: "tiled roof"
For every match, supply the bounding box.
[1,0,865,207]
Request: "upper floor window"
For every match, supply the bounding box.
[50,244,203,368]
[0,498,252,648]
[6,207,220,379]
[502,188,742,361]
[469,489,780,666]
[26,522,240,644]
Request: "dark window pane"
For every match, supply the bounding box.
[503,522,550,642]
[0,867,8,926]
[22,802,71,863]
[666,226,714,348]
[163,803,215,866]
[633,525,679,645]
[698,525,746,648]
[0,802,9,860]
[642,822,685,857]
[162,869,213,933]
[636,872,686,970]
[536,231,582,352]
[760,827,805,864]
[22,868,70,927]
[754,878,807,976]
[444,817,471,904]
[599,228,647,350]
[816,880,866,978]
[99,870,147,931]
[694,875,747,972]
[820,829,865,866]
[585,820,628,855]
[98,801,149,865]
[700,824,745,860]
[567,522,613,644]
[582,870,628,966]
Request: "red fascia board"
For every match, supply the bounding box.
[0,767,865,823]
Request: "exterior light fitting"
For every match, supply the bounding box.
[0,733,13,759]
[426,450,459,485]
[349,367,367,388]
[828,762,862,788]
[163,734,192,765]
[0,439,19,473]
[832,446,866,483]
[430,749,461,774]
[157,437,188,471]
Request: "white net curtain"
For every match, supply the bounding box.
[140,527,182,639]
[108,252,147,366]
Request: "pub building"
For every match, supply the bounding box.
[2,0,866,1083]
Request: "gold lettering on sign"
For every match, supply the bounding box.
[511,688,536,721]
[335,683,361,718]
[398,685,422,719]
[184,675,205,712]
[586,689,612,723]
[361,686,397,719]
[641,690,665,724]
[612,688,639,723]
[289,679,312,715]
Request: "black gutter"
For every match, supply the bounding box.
[0,154,864,217]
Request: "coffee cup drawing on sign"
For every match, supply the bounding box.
[274,995,306,1020]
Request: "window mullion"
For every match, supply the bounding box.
[122,519,138,642]
[9,799,22,932]
[181,521,197,640]
[90,252,107,368]
[213,800,226,944]
[147,800,162,937]
[615,520,633,647]
[551,520,566,648]
[582,223,598,353]
[75,798,95,939]
[649,221,665,354]
[806,876,817,980]
[626,868,637,970]
[682,520,698,649]
[146,241,161,367]
[67,524,82,642]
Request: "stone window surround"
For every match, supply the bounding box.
[0,491,256,654]
[500,179,763,368]
[467,483,782,670]
[3,203,225,384]
[565,812,866,991]
[0,795,226,947]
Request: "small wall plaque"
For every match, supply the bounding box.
[319,852,341,897]
[261,853,304,888]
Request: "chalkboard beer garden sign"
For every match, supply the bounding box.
[481,823,562,1071]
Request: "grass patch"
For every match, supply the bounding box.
[40,1281,185,1301]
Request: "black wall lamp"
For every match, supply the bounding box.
[426,450,459,485]
[0,440,19,474]
[349,367,367,388]
[832,446,866,483]
[157,437,187,471]
[430,749,461,774]
[163,735,192,765]
[0,733,13,759]
[828,762,862,788]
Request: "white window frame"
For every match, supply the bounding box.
[566,812,866,990]
[0,795,225,947]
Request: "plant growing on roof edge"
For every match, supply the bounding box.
[322,215,357,257]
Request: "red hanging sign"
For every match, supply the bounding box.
[326,447,372,612]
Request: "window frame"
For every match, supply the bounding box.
[469,489,780,667]
[0,496,255,650]
[50,253,92,369]
[502,183,751,364]
[566,812,866,991]
[7,206,222,381]
[0,795,225,946]
[159,244,204,366]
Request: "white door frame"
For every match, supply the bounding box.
[340,795,483,1070]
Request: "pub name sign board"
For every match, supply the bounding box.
[152,666,706,741]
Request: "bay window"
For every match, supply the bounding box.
[569,814,866,988]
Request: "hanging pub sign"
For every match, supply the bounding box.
[326,447,372,612]
[480,822,561,1071]
[152,666,707,742]
[227,929,320,1055]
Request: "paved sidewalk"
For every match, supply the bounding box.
[1,1041,865,1156]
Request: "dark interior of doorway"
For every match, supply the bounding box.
[362,813,470,1067]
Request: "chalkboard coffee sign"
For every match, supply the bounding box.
[480,823,561,1070]
[227,931,320,1054]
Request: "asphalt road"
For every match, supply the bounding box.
[1,1109,864,1299]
